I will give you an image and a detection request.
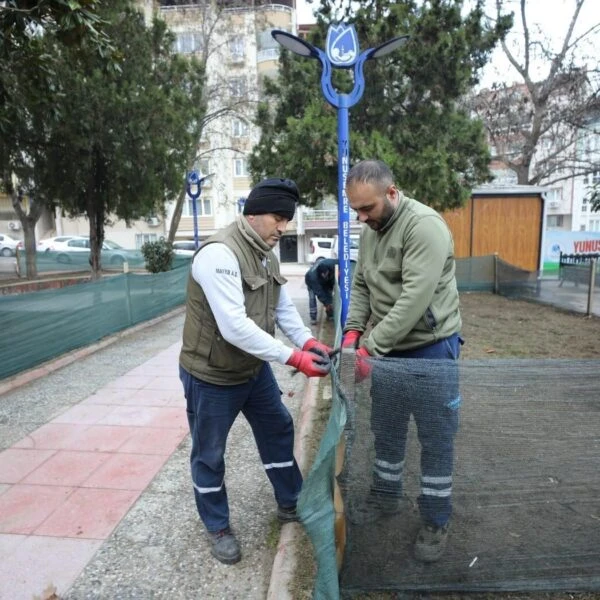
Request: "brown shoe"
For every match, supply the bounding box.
[414,522,449,562]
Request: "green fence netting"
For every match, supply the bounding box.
[0,265,189,380]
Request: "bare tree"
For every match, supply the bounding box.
[160,0,264,242]
[469,0,600,186]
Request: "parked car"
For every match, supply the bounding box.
[37,235,82,252]
[0,233,19,257]
[172,240,198,256]
[308,237,335,263]
[53,237,138,266]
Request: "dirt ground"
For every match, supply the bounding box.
[292,291,600,600]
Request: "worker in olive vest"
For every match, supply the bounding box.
[179,178,332,565]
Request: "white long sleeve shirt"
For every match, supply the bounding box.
[192,242,312,364]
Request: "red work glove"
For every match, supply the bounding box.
[286,349,331,378]
[303,337,333,356]
[342,330,361,349]
[355,346,372,383]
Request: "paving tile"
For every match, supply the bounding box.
[12,423,83,450]
[81,453,168,490]
[0,448,56,484]
[22,450,111,486]
[147,406,187,429]
[0,535,102,600]
[118,427,187,455]
[103,374,150,389]
[67,425,137,452]
[99,405,158,427]
[0,484,73,534]
[34,487,140,539]
[51,403,114,425]
[125,388,179,407]
[144,376,182,391]
[80,387,133,405]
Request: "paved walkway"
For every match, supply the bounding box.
[0,265,314,600]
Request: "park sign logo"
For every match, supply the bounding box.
[326,23,359,68]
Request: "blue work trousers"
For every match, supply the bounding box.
[179,363,303,532]
[369,334,462,527]
[308,288,318,321]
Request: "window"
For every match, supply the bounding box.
[232,119,249,138]
[194,158,210,177]
[184,196,212,217]
[135,233,158,249]
[174,32,203,54]
[229,77,247,98]
[590,219,600,232]
[68,238,89,249]
[234,158,249,178]
[229,35,245,61]
[546,215,564,228]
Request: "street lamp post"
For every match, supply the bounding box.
[186,170,213,250]
[272,25,408,326]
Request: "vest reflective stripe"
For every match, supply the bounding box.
[264,460,294,470]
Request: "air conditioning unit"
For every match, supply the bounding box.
[548,200,560,209]
[8,221,21,231]
[146,216,161,227]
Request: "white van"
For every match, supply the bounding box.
[332,234,360,262]
[307,237,335,263]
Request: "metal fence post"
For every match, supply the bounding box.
[586,258,597,317]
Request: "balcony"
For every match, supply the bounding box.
[302,208,362,232]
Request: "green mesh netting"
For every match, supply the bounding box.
[0,265,189,380]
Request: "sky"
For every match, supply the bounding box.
[294,0,600,88]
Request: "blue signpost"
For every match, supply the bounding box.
[186,170,213,250]
[272,25,407,326]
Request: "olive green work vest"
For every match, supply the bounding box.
[179,220,286,385]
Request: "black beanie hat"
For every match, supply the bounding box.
[243,178,299,220]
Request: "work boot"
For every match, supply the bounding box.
[414,522,449,563]
[347,493,412,525]
[277,504,300,524]
[207,527,241,565]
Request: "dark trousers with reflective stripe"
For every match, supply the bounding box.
[179,363,302,532]
[370,334,462,527]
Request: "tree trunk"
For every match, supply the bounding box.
[87,197,105,281]
[167,187,187,243]
[10,188,43,279]
[22,220,38,279]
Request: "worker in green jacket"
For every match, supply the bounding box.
[341,159,463,563]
